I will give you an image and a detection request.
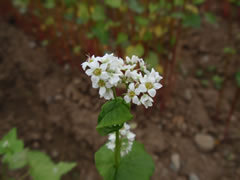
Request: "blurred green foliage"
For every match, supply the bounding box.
[11,0,216,74]
[0,128,76,180]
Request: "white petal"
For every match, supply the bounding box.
[154,83,162,89]
[132,96,140,105]
[89,61,99,68]
[127,132,136,141]
[108,134,116,141]
[110,76,120,85]
[100,63,108,71]
[124,95,131,103]
[106,142,115,151]
[99,87,106,96]
[81,62,88,70]
[86,69,93,76]
[91,76,99,83]
[105,82,113,88]
[92,82,98,88]
[129,83,135,91]
[138,84,147,93]
[100,72,109,80]
[124,123,130,130]
[148,89,156,97]
[120,129,127,136]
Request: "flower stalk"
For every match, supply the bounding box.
[114,130,120,168]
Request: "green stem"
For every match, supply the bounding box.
[114,130,121,168]
[112,88,121,169]
[113,88,117,99]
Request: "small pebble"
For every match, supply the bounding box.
[170,153,181,172]
[194,133,215,152]
[189,173,200,180]
[184,89,192,101]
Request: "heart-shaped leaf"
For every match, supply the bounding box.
[97,98,132,136]
[95,141,155,180]
[28,151,76,180]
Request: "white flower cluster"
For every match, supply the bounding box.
[106,123,135,157]
[82,54,162,108]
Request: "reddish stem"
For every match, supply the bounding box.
[165,23,182,100]
[203,0,211,11]
[224,88,240,139]
[222,0,231,18]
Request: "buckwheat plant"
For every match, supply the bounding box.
[82,54,163,180]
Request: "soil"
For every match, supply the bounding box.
[0,15,240,180]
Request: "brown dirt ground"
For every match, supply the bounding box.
[0,16,240,180]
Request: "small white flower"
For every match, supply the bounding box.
[137,72,162,97]
[125,70,142,83]
[106,123,135,157]
[126,132,136,141]
[82,54,162,104]
[106,141,115,151]
[100,88,114,100]
[86,61,108,79]
[148,68,163,82]
[124,83,140,105]
[81,55,96,70]
[140,94,154,108]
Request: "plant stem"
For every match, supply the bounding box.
[114,130,120,168]
[113,88,117,98]
[224,87,240,139]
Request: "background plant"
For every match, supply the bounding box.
[0,128,76,180]
[1,0,218,106]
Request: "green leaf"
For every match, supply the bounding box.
[64,13,74,21]
[201,79,209,87]
[236,71,240,88]
[92,5,106,21]
[73,45,81,55]
[128,0,144,14]
[182,14,201,28]
[148,3,159,13]
[207,65,216,72]
[0,128,24,155]
[171,12,185,19]
[143,31,153,41]
[174,0,184,6]
[77,3,90,23]
[117,33,128,45]
[45,16,55,26]
[126,44,144,57]
[212,75,223,90]
[105,0,122,8]
[135,16,149,26]
[63,0,76,7]
[146,52,159,69]
[2,149,28,170]
[97,98,133,136]
[28,151,76,180]
[204,12,217,24]
[193,0,205,5]
[95,141,155,180]
[92,23,109,44]
[195,69,203,78]
[43,0,56,9]
[223,47,236,55]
